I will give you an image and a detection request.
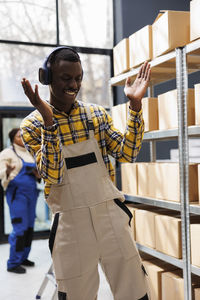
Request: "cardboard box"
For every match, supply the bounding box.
[111,102,128,133]
[121,163,137,196]
[129,25,152,68]
[113,38,129,76]
[142,97,159,132]
[194,288,200,299]
[137,163,149,197]
[148,163,199,202]
[190,0,200,41]
[191,223,200,268]
[135,208,166,248]
[152,10,190,58]
[155,214,182,258]
[162,270,200,300]
[158,89,195,130]
[143,259,177,300]
[195,83,200,125]
[198,164,200,204]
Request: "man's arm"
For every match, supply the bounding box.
[105,61,150,161]
[21,113,65,184]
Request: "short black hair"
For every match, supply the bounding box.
[48,48,81,67]
[9,128,20,144]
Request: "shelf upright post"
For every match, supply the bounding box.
[176,47,191,300]
[147,85,156,162]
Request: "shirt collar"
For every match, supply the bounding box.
[47,100,79,117]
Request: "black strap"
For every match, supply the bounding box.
[114,198,133,226]
[139,293,149,300]
[11,217,22,224]
[65,152,97,169]
[49,213,59,255]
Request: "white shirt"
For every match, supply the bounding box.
[0,143,35,190]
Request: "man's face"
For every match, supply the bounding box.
[49,59,83,112]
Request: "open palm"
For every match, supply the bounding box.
[124,61,151,102]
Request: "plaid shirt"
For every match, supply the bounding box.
[21,100,144,199]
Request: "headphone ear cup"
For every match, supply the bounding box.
[38,67,51,85]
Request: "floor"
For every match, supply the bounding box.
[0,239,114,300]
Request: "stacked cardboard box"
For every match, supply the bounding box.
[142,97,159,132]
[190,0,200,41]
[158,89,195,130]
[111,102,128,133]
[195,83,200,126]
[137,162,199,202]
[113,38,129,76]
[129,25,152,68]
[121,163,137,196]
[142,259,177,300]
[152,11,190,58]
[190,223,200,268]
[162,270,200,300]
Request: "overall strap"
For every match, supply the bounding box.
[12,145,23,162]
[85,105,95,139]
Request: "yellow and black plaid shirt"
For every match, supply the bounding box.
[21,100,144,199]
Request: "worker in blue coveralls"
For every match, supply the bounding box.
[0,128,40,274]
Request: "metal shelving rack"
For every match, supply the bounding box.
[110,38,200,300]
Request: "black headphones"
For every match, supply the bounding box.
[38,46,81,85]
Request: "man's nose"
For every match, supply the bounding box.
[68,79,78,89]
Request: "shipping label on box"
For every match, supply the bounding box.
[129,25,152,68]
[152,10,190,58]
[195,83,200,125]
[142,97,158,132]
[113,38,129,76]
[158,89,195,130]
[121,163,137,196]
[190,0,200,41]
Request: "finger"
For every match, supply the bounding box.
[145,66,151,82]
[137,64,143,79]
[21,79,35,99]
[144,63,151,81]
[125,77,132,87]
[34,84,40,100]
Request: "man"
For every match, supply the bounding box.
[21,46,151,300]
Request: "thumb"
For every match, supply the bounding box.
[125,77,132,87]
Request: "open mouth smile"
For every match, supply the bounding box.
[64,89,78,96]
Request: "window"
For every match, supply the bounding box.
[0,0,113,108]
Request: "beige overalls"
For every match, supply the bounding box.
[47,106,149,300]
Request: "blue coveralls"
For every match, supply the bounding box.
[6,157,39,269]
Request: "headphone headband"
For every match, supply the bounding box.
[39,46,81,85]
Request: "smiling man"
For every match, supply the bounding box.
[20,46,151,300]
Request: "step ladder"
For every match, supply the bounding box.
[36,263,57,300]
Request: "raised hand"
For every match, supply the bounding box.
[21,78,53,126]
[124,61,151,111]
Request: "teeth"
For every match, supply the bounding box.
[64,90,76,95]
